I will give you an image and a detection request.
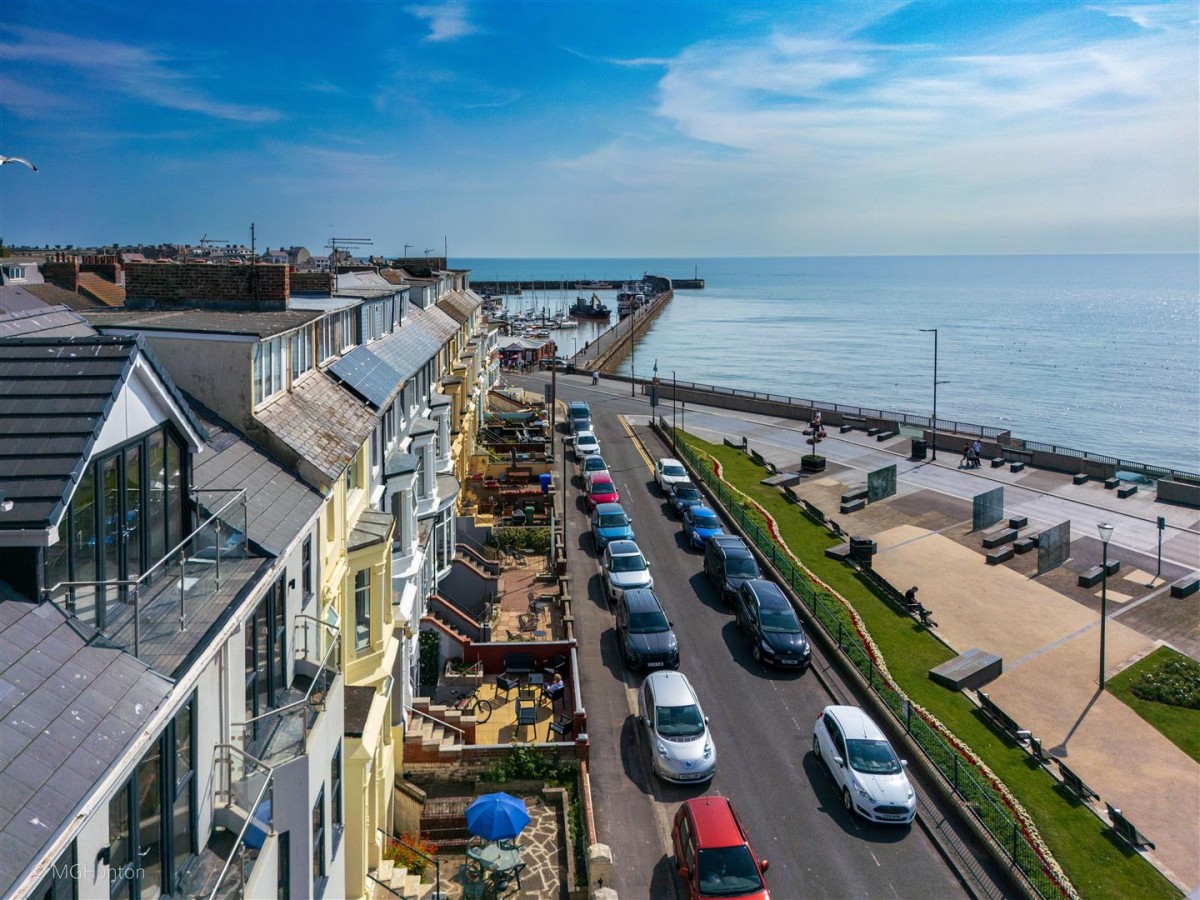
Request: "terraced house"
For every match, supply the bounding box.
[0,258,492,900]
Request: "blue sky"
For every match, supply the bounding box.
[1,1,1196,257]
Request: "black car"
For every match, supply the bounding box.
[703,536,761,603]
[734,579,811,669]
[667,481,704,518]
[616,588,679,670]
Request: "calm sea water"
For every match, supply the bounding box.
[459,256,1200,474]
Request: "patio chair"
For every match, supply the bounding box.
[496,672,521,702]
[515,699,538,741]
[542,653,568,680]
[547,713,573,741]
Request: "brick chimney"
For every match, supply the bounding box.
[42,252,81,292]
[125,262,291,310]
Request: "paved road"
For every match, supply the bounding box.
[524,373,976,899]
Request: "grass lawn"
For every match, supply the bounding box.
[1107,647,1200,764]
[677,432,1180,900]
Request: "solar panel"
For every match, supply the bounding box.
[328,346,402,409]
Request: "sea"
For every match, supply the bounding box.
[457,255,1200,475]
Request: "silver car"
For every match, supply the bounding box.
[638,671,716,783]
[603,539,653,600]
[812,705,916,824]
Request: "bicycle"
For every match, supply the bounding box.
[450,686,493,723]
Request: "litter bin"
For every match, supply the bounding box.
[525,505,536,522]
[911,439,927,460]
[540,473,553,493]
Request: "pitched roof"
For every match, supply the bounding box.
[0,336,206,532]
[76,272,126,307]
[13,282,102,312]
[81,307,321,338]
[0,598,173,897]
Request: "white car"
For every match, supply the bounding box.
[655,458,690,493]
[574,430,601,461]
[602,539,653,600]
[812,705,916,825]
[638,670,716,783]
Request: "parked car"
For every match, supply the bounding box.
[656,457,691,493]
[539,356,575,373]
[590,502,634,549]
[638,670,716,783]
[567,400,591,419]
[812,705,916,825]
[603,539,653,600]
[585,471,620,510]
[580,454,609,482]
[734,580,811,669]
[672,796,770,900]
[574,430,601,461]
[616,588,679,670]
[704,537,761,603]
[570,414,593,436]
[668,481,704,518]
[682,504,724,550]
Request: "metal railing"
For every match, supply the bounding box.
[378,829,440,899]
[408,705,465,740]
[209,744,274,900]
[241,616,341,765]
[641,376,1197,483]
[665,418,1071,900]
[43,489,248,666]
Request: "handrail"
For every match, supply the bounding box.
[378,828,440,899]
[366,872,405,898]
[241,622,341,730]
[408,705,465,739]
[209,743,273,900]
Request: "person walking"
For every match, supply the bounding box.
[961,444,971,468]
[592,370,600,385]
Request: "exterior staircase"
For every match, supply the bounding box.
[370,858,439,899]
[404,703,465,760]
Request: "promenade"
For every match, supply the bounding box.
[672,400,1200,895]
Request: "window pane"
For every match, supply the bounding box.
[147,432,166,564]
[125,444,142,578]
[136,742,162,900]
[165,437,183,552]
[109,784,131,871]
[354,570,370,651]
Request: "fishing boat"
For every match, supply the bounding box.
[569,293,611,319]
[616,292,633,318]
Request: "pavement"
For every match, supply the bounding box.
[668,402,1200,896]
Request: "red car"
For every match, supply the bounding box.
[585,472,619,510]
[672,797,770,899]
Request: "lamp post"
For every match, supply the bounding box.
[672,370,677,453]
[631,312,637,397]
[919,328,948,461]
[1097,522,1114,688]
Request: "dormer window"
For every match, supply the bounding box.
[253,336,285,405]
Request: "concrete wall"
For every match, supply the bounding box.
[1158,479,1200,508]
[136,333,254,434]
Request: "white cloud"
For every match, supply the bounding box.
[405,1,479,42]
[0,26,280,123]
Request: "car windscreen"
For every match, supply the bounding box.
[847,738,903,775]
[696,846,764,897]
[598,513,627,527]
[725,558,759,577]
[674,485,701,500]
[655,703,705,738]
[759,606,801,633]
[577,435,597,447]
[610,554,647,572]
[589,482,615,496]
[692,512,720,529]
[628,610,669,633]
[662,465,687,478]
[583,457,606,470]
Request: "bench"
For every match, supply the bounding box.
[1104,476,1120,489]
[840,498,866,514]
[1073,473,1089,485]
[1028,736,1054,767]
[842,417,865,433]
[1103,558,1120,576]
[1014,537,1037,555]
[502,652,537,676]
[825,543,852,561]
[977,691,1030,745]
[987,546,1015,565]
[1009,515,1028,529]
[1057,761,1099,802]
[866,426,882,436]
[1117,484,1138,498]
[1107,804,1155,850]
[982,528,1018,548]
[841,486,868,503]
[1009,461,1026,473]
[875,431,895,441]
[991,457,1006,469]
[1078,566,1104,588]
[1170,575,1199,598]
[802,499,826,522]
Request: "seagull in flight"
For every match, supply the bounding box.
[0,156,38,171]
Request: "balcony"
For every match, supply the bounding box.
[241,615,342,767]
[178,744,274,900]
[43,490,264,676]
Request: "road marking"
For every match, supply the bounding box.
[619,415,655,471]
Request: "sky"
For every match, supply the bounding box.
[1,0,1197,258]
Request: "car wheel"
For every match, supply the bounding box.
[842,787,853,814]
[751,643,763,664]
[812,734,821,758]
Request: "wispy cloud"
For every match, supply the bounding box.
[0,26,280,123]
[405,1,479,42]
[558,45,669,67]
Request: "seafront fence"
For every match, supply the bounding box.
[660,416,1069,900]
[630,375,1198,484]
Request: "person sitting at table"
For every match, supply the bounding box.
[544,673,566,705]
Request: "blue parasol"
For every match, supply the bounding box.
[464,791,530,841]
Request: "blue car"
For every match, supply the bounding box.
[682,504,724,550]
[591,502,635,549]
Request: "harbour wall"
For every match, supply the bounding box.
[582,289,675,376]
[473,278,703,293]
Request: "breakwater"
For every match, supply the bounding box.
[472,277,703,294]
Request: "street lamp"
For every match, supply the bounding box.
[919,328,949,461]
[672,370,677,453]
[1097,522,1114,689]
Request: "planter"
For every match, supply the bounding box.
[801,455,827,473]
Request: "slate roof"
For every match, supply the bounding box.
[435,295,469,324]
[412,305,459,344]
[384,450,419,477]
[191,410,322,557]
[0,304,95,339]
[81,307,321,338]
[22,283,104,312]
[346,509,394,552]
[0,598,173,896]
[0,336,206,533]
[255,371,375,482]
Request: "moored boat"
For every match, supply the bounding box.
[569,293,611,319]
